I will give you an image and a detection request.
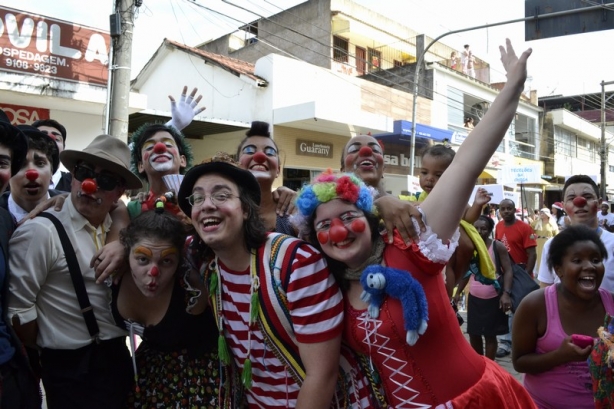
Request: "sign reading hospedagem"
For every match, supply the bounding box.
[296,139,333,158]
[0,6,111,86]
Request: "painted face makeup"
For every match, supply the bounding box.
[238,136,280,180]
[342,135,384,188]
[129,241,180,297]
[139,131,186,176]
[563,183,599,225]
[314,200,372,270]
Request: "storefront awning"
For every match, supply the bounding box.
[373,120,454,145]
[479,169,498,179]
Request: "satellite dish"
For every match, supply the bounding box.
[471,102,489,120]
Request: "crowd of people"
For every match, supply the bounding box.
[0,38,612,409]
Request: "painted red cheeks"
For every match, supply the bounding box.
[318,218,365,244]
[358,146,373,157]
[153,142,167,154]
[149,266,159,277]
[81,179,97,194]
[573,196,587,207]
[25,169,39,181]
[317,231,329,244]
[351,218,366,233]
[252,151,267,164]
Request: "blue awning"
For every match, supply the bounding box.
[373,120,454,145]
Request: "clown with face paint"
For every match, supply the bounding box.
[235,121,297,235]
[0,125,63,224]
[294,39,536,408]
[129,123,193,218]
[538,175,614,293]
[113,205,217,407]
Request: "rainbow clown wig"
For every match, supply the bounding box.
[293,169,377,234]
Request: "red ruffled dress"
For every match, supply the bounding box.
[343,229,536,408]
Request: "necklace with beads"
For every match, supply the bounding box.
[208,251,260,389]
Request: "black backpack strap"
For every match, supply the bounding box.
[38,212,100,342]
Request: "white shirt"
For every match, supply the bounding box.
[537,228,614,292]
[7,193,50,223]
[8,196,126,349]
[597,212,614,228]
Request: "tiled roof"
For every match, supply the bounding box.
[164,39,266,85]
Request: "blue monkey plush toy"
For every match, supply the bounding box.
[360,265,429,346]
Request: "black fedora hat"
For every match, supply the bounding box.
[0,109,28,176]
[178,153,261,216]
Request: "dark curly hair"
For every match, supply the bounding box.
[235,121,279,159]
[421,144,455,168]
[547,224,607,272]
[475,215,495,235]
[120,210,189,262]
[129,123,193,179]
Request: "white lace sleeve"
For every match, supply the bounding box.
[412,208,460,264]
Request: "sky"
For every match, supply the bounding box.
[3,0,614,97]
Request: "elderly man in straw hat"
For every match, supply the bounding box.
[8,134,142,409]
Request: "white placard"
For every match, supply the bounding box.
[503,191,520,206]
[470,184,504,205]
[499,165,542,184]
[407,175,422,194]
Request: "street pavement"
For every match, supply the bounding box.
[458,310,523,382]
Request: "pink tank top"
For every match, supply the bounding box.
[523,285,614,408]
[469,242,499,299]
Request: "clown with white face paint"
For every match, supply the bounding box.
[113,205,216,406]
[235,121,297,235]
[129,124,193,217]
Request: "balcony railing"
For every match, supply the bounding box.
[332,35,490,83]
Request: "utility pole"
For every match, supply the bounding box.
[108,0,136,142]
[600,80,614,201]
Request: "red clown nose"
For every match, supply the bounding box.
[153,142,167,154]
[572,196,587,207]
[329,219,348,243]
[25,169,39,181]
[252,151,267,164]
[81,178,97,195]
[358,146,373,157]
[150,266,159,277]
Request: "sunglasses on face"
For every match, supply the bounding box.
[73,164,122,191]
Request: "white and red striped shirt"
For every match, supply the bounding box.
[219,242,343,408]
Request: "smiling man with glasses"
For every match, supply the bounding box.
[7,134,143,409]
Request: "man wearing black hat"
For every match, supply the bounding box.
[0,110,41,408]
[0,126,62,223]
[8,134,143,408]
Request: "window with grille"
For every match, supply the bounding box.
[333,36,349,62]
[368,48,381,71]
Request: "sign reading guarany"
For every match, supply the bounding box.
[296,139,333,158]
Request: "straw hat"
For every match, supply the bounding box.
[60,135,143,189]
